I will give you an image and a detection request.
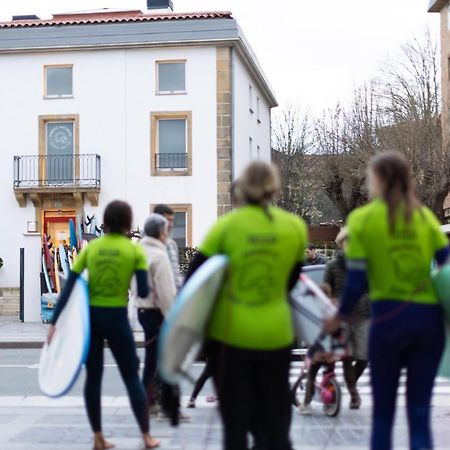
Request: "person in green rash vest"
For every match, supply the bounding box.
[48,200,160,450]
[324,152,450,450]
[184,161,307,450]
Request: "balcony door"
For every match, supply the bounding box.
[45,121,74,184]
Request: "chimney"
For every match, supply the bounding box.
[147,0,174,12]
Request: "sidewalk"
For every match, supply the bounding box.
[0,316,145,348]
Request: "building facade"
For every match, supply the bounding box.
[0,7,277,289]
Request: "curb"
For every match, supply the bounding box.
[0,341,147,350]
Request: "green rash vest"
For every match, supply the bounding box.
[199,205,308,350]
[72,234,148,308]
[346,198,448,305]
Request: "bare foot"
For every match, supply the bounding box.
[93,433,115,450]
[143,434,160,449]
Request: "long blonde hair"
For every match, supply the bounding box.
[238,161,281,215]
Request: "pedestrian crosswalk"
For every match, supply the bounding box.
[289,361,450,407]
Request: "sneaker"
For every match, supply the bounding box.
[349,389,361,410]
[187,399,196,408]
[149,404,161,416]
[298,403,312,415]
[206,395,217,403]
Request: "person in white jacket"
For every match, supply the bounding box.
[135,214,177,415]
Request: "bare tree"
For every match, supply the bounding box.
[272,106,333,223]
[314,31,449,220]
[375,31,450,220]
[314,85,381,218]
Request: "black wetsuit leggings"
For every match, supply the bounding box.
[208,340,293,450]
[85,307,149,434]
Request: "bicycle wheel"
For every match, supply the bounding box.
[290,372,305,407]
[322,378,341,417]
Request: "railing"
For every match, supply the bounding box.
[155,153,188,170]
[13,154,101,188]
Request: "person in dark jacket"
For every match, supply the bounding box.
[322,228,370,409]
[306,244,327,265]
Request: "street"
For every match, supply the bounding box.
[1,349,450,449]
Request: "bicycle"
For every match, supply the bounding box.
[291,334,347,417]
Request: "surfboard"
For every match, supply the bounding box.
[59,244,70,278]
[69,219,78,250]
[54,250,61,293]
[290,273,337,353]
[42,254,52,294]
[43,235,56,290]
[432,265,450,378]
[158,255,229,385]
[77,214,83,247]
[39,276,90,398]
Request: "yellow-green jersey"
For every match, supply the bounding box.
[73,234,148,308]
[199,205,308,350]
[346,198,448,305]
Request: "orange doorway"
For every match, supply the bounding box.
[43,210,77,250]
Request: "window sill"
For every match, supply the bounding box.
[156,91,188,96]
[151,169,192,177]
[43,95,74,100]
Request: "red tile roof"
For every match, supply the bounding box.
[0,10,233,28]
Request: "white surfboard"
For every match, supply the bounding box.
[42,254,52,294]
[39,276,90,398]
[158,255,229,385]
[59,244,70,278]
[290,273,337,352]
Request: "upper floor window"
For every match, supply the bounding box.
[249,85,254,114]
[157,61,186,94]
[45,65,73,98]
[150,111,192,176]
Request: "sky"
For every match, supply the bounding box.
[0,1,440,113]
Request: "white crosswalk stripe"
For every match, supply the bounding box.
[289,363,450,407]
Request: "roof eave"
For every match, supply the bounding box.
[428,0,448,12]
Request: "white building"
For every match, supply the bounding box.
[0,1,277,290]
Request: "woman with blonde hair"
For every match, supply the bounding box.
[184,161,307,450]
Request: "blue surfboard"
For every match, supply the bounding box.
[158,255,229,385]
[38,277,90,397]
[69,219,77,249]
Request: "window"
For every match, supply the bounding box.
[38,114,79,185]
[45,65,73,97]
[157,61,186,94]
[249,85,254,114]
[150,204,192,247]
[257,96,261,124]
[150,112,192,176]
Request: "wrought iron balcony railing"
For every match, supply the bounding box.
[13,154,101,189]
[155,152,188,170]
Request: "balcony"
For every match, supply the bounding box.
[13,154,101,207]
[155,153,189,172]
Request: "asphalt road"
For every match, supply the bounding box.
[0,348,213,398]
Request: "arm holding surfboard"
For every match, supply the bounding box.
[47,246,150,343]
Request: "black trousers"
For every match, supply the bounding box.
[190,358,213,400]
[208,340,293,450]
[85,307,149,433]
[138,308,164,405]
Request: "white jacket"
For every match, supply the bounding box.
[133,237,177,315]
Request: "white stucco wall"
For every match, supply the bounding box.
[232,51,272,178]
[0,46,218,288]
